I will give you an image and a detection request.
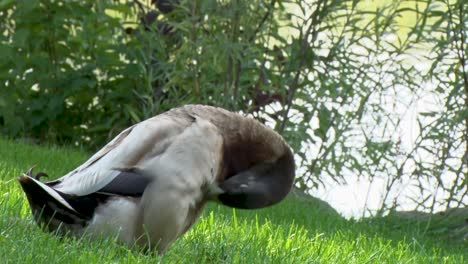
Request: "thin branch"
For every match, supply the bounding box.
[249,0,277,42]
[278,0,328,134]
[444,0,468,209]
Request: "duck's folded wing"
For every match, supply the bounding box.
[54,170,122,196]
[95,168,150,197]
[53,116,189,196]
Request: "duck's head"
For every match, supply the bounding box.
[215,152,295,209]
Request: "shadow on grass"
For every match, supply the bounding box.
[204,192,467,259]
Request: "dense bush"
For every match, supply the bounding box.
[0,0,144,148]
[0,0,304,150]
[0,0,466,214]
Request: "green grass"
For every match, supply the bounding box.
[0,138,466,263]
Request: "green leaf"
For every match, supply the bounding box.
[0,0,15,11]
[316,105,332,141]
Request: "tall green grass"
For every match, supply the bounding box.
[0,138,465,263]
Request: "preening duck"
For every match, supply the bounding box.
[18,104,295,254]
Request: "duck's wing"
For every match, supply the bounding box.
[52,115,190,196]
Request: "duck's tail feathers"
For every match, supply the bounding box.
[18,175,88,233]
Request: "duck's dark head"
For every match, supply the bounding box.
[216,151,295,209]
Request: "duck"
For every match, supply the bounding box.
[18,104,295,254]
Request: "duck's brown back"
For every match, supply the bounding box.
[165,105,292,182]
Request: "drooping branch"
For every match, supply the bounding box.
[278,0,329,134]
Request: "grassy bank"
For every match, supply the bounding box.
[0,138,465,263]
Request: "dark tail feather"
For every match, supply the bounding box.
[18,176,87,233]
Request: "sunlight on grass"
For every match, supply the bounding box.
[0,138,465,263]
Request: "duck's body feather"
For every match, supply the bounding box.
[18,105,295,254]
